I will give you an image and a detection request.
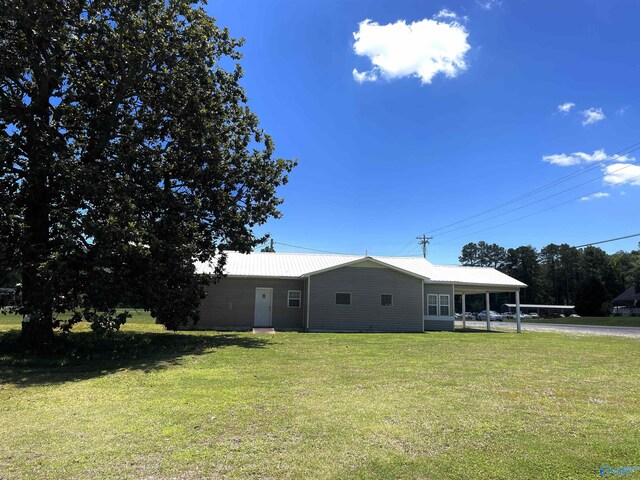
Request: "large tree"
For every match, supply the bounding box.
[1,0,295,345]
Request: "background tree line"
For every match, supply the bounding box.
[458,240,640,316]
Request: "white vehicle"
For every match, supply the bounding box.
[477,310,503,322]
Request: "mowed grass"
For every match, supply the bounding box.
[505,316,640,327]
[0,316,639,479]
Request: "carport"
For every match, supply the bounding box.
[423,264,528,333]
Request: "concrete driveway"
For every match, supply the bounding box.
[456,320,640,338]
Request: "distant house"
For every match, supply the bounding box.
[193,252,526,332]
[612,286,640,316]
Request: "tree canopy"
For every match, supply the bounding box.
[458,240,640,314]
[0,0,295,345]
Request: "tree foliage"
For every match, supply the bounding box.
[459,241,640,314]
[0,0,295,345]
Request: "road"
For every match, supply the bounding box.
[456,320,640,338]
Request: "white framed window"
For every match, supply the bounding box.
[381,294,393,307]
[427,294,438,316]
[336,292,351,305]
[288,290,301,308]
[439,294,450,316]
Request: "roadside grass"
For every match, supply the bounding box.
[505,316,640,327]
[0,319,639,479]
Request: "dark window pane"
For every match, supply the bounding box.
[336,293,351,305]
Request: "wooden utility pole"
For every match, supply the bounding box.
[416,234,433,259]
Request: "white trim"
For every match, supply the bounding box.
[306,277,311,330]
[254,287,273,327]
[421,283,425,331]
[287,290,301,308]
[439,294,450,317]
[427,294,438,316]
[335,292,352,306]
[303,257,427,281]
[380,294,393,307]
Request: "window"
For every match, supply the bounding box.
[336,292,351,305]
[381,294,393,307]
[427,294,438,316]
[439,294,450,316]
[288,290,301,308]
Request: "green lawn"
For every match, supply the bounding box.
[505,316,640,327]
[1,317,639,479]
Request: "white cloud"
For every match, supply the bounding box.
[580,192,610,201]
[352,15,470,85]
[433,9,459,20]
[603,163,640,187]
[542,149,617,167]
[557,102,575,113]
[581,107,605,125]
[477,0,502,10]
[543,149,640,189]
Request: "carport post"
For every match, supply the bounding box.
[485,292,491,331]
[515,290,522,334]
[461,293,466,329]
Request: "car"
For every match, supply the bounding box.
[502,312,515,319]
[529,312,540,319]
[570,313,581,317]
[455,312,475,320]
[476,310,503,321]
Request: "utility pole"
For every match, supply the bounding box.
[416,234,433,259]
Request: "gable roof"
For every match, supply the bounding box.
[613,285,640,304]
[196,251,527,288]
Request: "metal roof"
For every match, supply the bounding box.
[196,251,527,288]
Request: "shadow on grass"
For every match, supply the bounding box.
[0,330,270,387]
[454,328,507,333]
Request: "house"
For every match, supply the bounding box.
[612,285,640,316]
[194,252,527,332]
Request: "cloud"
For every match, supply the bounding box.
[581,107,605,125]
[433,9,459,20]
[352,15,470,85]
[557,102,575,113]
[477,0,502,10]
[542,149,616,167]
[603,163,640,187]
[543,149,640,189]
[580,192,610,201]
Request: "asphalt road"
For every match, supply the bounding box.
[456,320,640,338]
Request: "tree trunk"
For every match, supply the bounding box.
[20,66,54,346]
[21,167,54,346]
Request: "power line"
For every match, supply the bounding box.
[575,233,640,248]
[273,241,355,255]
[425,142,640,236]
[431,161,639,239]
[431,172,640,246]
[416,234,432,259]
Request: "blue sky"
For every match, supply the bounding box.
[209,0,640,264]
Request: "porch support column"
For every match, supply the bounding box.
[461,293,466,330]
[485,292,491,331]
[515,289,522,334]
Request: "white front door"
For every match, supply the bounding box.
[254,288,273,327]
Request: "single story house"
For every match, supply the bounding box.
[194,251,527,332]
[612,285,640,316]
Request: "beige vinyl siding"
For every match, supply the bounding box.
[196,277,305,330]
[424,283,455,331]
[308,264,423,332]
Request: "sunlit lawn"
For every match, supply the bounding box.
[1,313,639,479]
[505,316,640,327]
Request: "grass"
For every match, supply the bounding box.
[504,316,640,327]
[1,316,639,479]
